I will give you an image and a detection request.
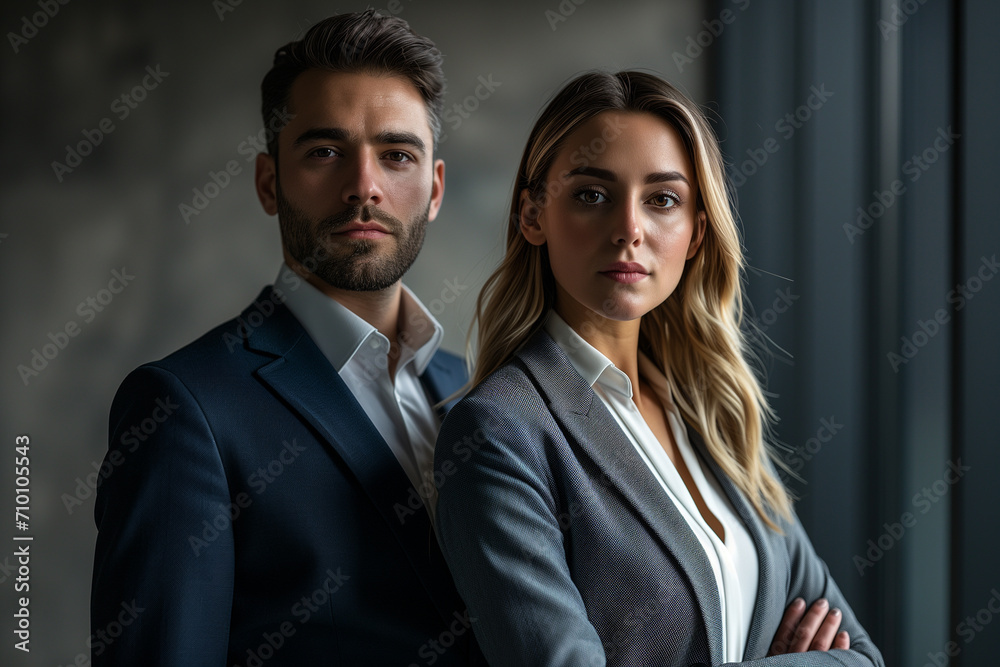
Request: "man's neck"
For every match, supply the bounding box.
[283,255,413,378]
[300,270,403,342]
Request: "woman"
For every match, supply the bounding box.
[434,71,883,666]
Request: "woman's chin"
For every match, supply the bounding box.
[594,297,653,323]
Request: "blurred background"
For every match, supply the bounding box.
[1,0,996,664]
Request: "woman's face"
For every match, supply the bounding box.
[521,111,705,325]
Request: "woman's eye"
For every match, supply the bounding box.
[648,193,678,208]
[576,189,607,205]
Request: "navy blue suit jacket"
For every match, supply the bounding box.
[92,286,479,666]
[435,329,884,666]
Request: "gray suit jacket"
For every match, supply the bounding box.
[434,329,884,666]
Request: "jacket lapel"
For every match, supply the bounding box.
[688,431,780,659]
[241,289,462,624]
[419,352,466,415]
[516,329,724,663]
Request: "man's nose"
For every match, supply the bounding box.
[342,152,384,206]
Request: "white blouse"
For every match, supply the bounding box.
[544,312,758,662]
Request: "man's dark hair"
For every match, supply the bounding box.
[261,9,446,156]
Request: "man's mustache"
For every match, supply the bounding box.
[318,205,401,234]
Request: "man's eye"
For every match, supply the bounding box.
[385,151,412,162]
[310,147,337,158]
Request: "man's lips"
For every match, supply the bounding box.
[599,261,648,284]
[335,221,390,239]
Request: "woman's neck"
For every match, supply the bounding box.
[554,300,645,403]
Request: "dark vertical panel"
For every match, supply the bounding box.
[948,0,967,655]
[715,0,882,645]
[896,1,954,662]
[714,0,802,504]
[793,0,874,629]
[955,0,1000,663]
[710,0,991,661]
[870,0,904,658]
[716,0,1000,663]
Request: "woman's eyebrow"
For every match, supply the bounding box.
[564,165,690,186]
[565,165,616,181]
[645,170,690,186]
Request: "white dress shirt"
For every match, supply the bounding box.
[276,263,444,515]
[544,311,758,662]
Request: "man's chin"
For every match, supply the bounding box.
[310,259,407,293]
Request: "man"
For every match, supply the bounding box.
[91,11,479,665]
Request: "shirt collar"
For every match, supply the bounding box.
[543,310,632,398]
[398,282,445,374]
[543,310,677,412]
[276,263,443,374]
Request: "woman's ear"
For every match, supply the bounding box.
[687,210,707,259]
[519,190,547,246]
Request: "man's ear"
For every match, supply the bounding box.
[519,190,546,246]
[427,158,445,222]
[255,152,278,216]
[687,210,707,260]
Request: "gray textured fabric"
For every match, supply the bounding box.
[435,328,884,666]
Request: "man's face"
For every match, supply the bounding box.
[256,69,444,292]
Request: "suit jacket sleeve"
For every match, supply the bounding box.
[435,391,608,667]
[92,365,234,666]
[725,509,884,666]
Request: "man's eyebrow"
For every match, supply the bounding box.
[564,166,691,186]
[291,128,426,155]
[375,131,426,155]
[293,127,350,147]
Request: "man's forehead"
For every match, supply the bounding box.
[285,69,431,137]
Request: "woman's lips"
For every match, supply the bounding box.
[599,262,648,284]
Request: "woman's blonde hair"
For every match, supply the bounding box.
[469,70,792,530]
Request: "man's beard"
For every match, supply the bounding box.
[276,184,429,292]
